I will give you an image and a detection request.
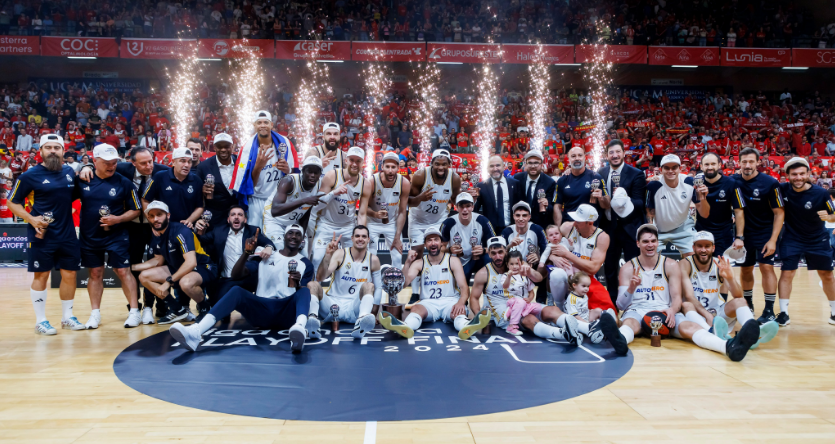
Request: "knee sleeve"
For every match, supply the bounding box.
[549,268,569,307]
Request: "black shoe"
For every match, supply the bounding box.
[158,306,189,325]
[829,314,835,325]
[155,300,168,318]
[757,308,776,324]
[598,313,629,356]
[725,320,760,362]
[776,312,790,327]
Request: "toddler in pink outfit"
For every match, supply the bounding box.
[502,251,542,335]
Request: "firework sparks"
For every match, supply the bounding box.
[362,61,391,177]
[294,61,332,154]
[409,62,440,168]
[229,41,265,147]
[528,45,550,153]
[475,64,499,181]
[581,24,614,170]
[167,43,201,149]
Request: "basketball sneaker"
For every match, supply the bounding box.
[288,323,306,353]
[85,312,101,329]
[830,314,835,325]
[597,313,628,356]
[725,320,760,362]
[35,320,57,335]
[169,322,201,352]
[775,312,790,327]
[141,307,155,325]
[458,309,491,340]
[713,316,731,340]
[378,310,414,339]
[307,315,322,339]
[587,319,604,344]
[62,317,85,330]
[124,310,141,328]
[562,315,582,346]
[751,321,779,349]
[158,306,189,325]
[757,308,776,324]
[352,314,376,338]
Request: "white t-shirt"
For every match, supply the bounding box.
[646,174,699,232]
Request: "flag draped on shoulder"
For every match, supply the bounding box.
[230,130,298,206]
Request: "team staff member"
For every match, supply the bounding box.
[359,152,410,270]
[776,158,835,326]
[168,224,315,354]
[440,193,495,280]
[696,153,745,256]
[733,148,784,321]
[133,201,218,325]
[474,155,522,235]
[265,156,324,253]
[553,146,610,226]
[142,147,204,228]
[513,150,556,228]
[8,134,85,334]
[196,133,238,229]
[597,140,646,305]
[75,144,142,329]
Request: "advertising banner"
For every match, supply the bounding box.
[0,36,39,56]
[198,39,274,58]
[426,43,501,63]
[791,48,835,68]
[720,48,791,67]
[351,41,425,62]
[41,37,119,58]
[501,44,574,64]
[121,38,196,59]
[648,46,719,66]
[274,40,351,60]
[576,45,646,64]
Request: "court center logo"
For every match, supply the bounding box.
[114,322,632,422]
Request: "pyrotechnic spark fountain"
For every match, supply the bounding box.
[167,44,201,149]
[362,61,391,177]
[229,43,265,146]
[409,62,440,168]
[581,25,614,170]
[528,45,550,153]
[475,64,499,181]
[294,61,333,154]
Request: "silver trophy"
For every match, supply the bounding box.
[470,235,481,261]
[201,210,212,223]
[330,303,340,331]
[650,315,663,347]
[537,188,546,200]
[527,242,539,258]
[205,174,214,200]
[461,181,470,193]
[590,179,601,204]
[277,143,288,157]
[37,211,54,239]
[612,170,621,189]
[99,205,111,231]
[382,266,406,306]
[452,233,463,257]
[693,174,704,188]
[288,259,298,287]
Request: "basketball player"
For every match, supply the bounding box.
[406,150,461,303]
[680,231,778,346]
[8,134,84,334]
[304,122,345,175]
[439,193,495,280]
[247,111,293,227]
[358,152,410,270]
[309,146,366,272]
[616,224,760,361]
[263,156,324,251]
[377,228,490,340]
[168,224,316,353]
[309,225,383,339]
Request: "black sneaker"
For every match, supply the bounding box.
[155,300,168,318]
[587,319,605,344]
[775,312,790,327]
[757,308,776,324]
[598,313,629,356]
[829,314,835,325]
[158,306,189,325]
[725,320,760,362]
[405,293,420,309]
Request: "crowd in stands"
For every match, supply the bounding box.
[0,0,832,48]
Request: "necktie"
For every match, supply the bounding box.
[138,175,147,223]
[496,179,504,225]
[527,179,535,202]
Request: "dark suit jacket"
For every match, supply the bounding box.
[198,223,275,274]
[473,175,522,233]
[196,155,238,227]
[513,172,556,228]
[115,161,169,186]
[596,164,646,241]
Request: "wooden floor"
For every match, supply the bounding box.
[2,267,835,443]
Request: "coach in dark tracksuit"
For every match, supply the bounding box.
[597,140,646,307]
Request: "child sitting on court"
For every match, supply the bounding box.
[503,251,540,335]
[563,271,613,344]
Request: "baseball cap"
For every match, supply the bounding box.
[172,147,193,160]
[567,204,598,222]
[487,236,507,249]
[512,201,531,213]
[610,187,634,218]
[285,224,304,235]
[93,143,119,161]
[382,152,400,164]
[517,126,529,132]
[252,110,272,123]
[145,200,169,214]
[346,146,365,159]
[723,245,747,262]
[432,149,451,162]
[423,227,442,240]
[693,231,715,244]
[523,149,544,161]
[636,223,658,238]
[213,133,233,145]
[660,154,681,167]
[301,155,324,170]
[784,156,809,172]
[323,122,340,131]
[456,193,474,205]
[39,134,64,147]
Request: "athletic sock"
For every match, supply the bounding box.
[764,293,776,311]
[359,294,374,317]
[743,289,753,308]
[533,322,562,339]
[129,308,139,314]
[163,294,181,311]
[197,314,216,335]
[295,314,307,328]
[736,306,754,325]
[61,299,74,321]
[453,315,469,331]
[692,329,727,354]
[555,313,568,328]
[685,311,711,330]
[779,299,789,314]
[830,301,835,316]
[91,308,100,317]
[31,289,47,324]
[405,312,422,330]
[618,326,635,344]
[576,320,590,335]
[309,294,320,317]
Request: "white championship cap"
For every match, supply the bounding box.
[285,224,304,235]
[784,156,810,172]
[213,133,233,145]
[39,133,64,147]
[301,156,324,170]
[92,143,119,161]
[660,154,681,166]
[517,126,529,132]
[252,110,272,123]
[382,152,400,164]
[693,231,715,244]
[456,193,474,205]
[723,245,747,262]
[487,236,507,249]
[423,227,443,240]
[636,223,659,238]
[610,187,634,218]
[568,203,598,222]
[145,200,170,214]
[512,201,531,213]
[322,122,340,131]
[346,146,365,159]
[432,149,451,162]
[172,147,193,160]
[523,149,544,161]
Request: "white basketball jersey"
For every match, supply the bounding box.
[320,169,364,226]
[263,173,321,228]
[445,213,486,266]
[368,173,403,224]
[253,144,288,200]
[567,226,603,260]
[315,145,345,175]
[326,248,372,298]
[256,251,309,299]
[410,167,452,225]
[628,256,672,311]
[686,256,723,313]
[482,263,509,319]
[420,253,459,300]
[564,291,590,321]
[506,223,539,256]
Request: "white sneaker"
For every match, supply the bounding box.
[289,323,306,353]
[352,314,376,338]
[62,317,86,331]
[141,307,155,325]
[169,322,202,352]
[85,312,102,329]
[124,310,141,328]
[306,315,321,339]
[35,320,57,335]
[183,307,196,322]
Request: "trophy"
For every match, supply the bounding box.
[99,205,111,231]
[277,143,287,159]
[452,233,464,257]
[381,266,406,320]
[612,170,621,190]
[461,181,470,193]
[589,179,601,204]
[380,203,389,224]
[693,174,705,199]
[537,188,546,211]
[36,211,54,239]
[288,259,298,288]
[330,304,340,332]
[470,236,480,261]
[650,315,663,347]
[204,174,214,200]
[527,242,539,264]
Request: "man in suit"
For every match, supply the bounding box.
[474,155,522,235]
[196,133,237,229]
[597,140,647,306]
[195,205,275,308]
[513,150,556,229]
